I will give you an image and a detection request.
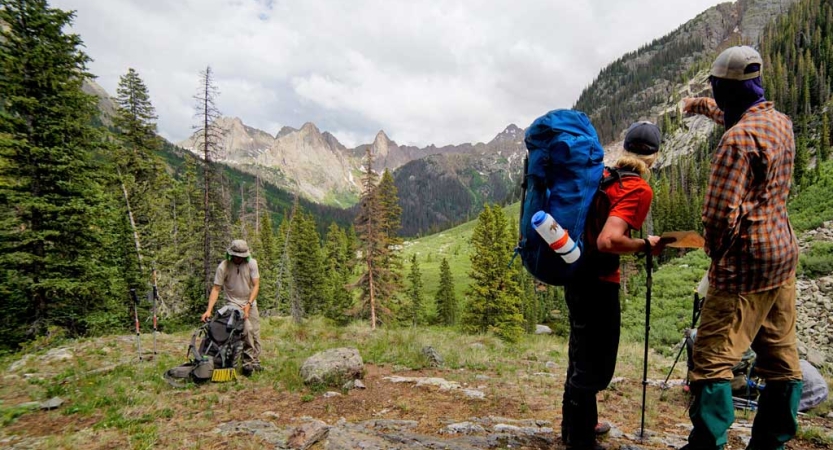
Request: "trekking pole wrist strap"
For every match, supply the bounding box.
[643,238,651,253]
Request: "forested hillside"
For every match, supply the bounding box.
[574,0,799,145]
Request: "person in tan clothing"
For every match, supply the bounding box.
[681,46,802,450]
[202,239,262,376]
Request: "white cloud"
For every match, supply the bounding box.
[53,0,726,147]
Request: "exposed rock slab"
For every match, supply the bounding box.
[300,348,363,387]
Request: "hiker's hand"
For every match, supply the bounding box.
[243,303,251,319]
[682,97,696,115]
[201,310,211,322]
[647,235,663,255]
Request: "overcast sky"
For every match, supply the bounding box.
[53,0,726,148]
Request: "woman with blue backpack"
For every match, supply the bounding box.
[560,121,664,450]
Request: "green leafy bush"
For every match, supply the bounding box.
[799,241,833,279]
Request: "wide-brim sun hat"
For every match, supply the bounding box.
[227,239,250,258]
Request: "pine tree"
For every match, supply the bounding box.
[376,169,404,313]
[405,254,424,326]
[257,210,278,310]
[434,257,458,326]
[323,222,352,323]
[0,0,125,343]
[192,66,228,297]
[820,113,831,163]
[795,136,810,187]
[461,205,524,342]
[112,67,168,287]
[289,211,325,316]
[114,68,159,178]
[354,147,391,328]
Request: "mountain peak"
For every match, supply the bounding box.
[300,122,321,134]
[374,129,392,142]
[276,125,298,138]
[490,123,524,144]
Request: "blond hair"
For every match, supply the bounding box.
[615,152,658,180]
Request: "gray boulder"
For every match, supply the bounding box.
[300,348,364,387]
[535,325,553,335]
[422,346,444,367]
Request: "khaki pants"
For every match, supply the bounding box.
[690,278,802,382]
[243,304,262,366]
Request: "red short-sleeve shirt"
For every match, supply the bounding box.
[598,171,653,284]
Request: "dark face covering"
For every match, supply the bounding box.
[710,73,766,129]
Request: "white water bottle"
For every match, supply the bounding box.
[531,211,581,264]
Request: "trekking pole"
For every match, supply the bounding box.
[662,292,702,387]
[130,289,142,361]
[151,265,159,356]
[639,240,653,439]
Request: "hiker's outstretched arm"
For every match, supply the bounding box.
[683,97,724,126]
[597,216,661,254]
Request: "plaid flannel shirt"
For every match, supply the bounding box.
[690,98,799,294]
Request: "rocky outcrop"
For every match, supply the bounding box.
[299,348,364,387]
[796,221,833,367]
[215,416,557,449]
[81,79,118,126]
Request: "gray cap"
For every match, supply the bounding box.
[710,46,763,81]
[227,239,250,258]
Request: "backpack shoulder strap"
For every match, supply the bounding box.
[599,166,641,190]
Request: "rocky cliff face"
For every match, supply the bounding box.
[797,223,833,368]
[81,79,118,127]
[576,0,799,146]
[178,118,527,209]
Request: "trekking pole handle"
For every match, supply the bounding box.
[130,288,139,305]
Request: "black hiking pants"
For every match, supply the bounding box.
[562,279,620,448]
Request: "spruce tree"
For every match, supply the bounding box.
[376,169,404,313]
[112,67,167,285]
[257,210,278,310]
[820,113,830,163]
[406,254,424,326]
[289,211,325,316]
[354,147,390,328]
[0,0,123,342]
[324,222,352,323]
[114,68,159,178]
[461,205,524,342]
[795,135,810,187]
[434,257,458,326]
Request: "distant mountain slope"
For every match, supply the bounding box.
[81,78,355,234]
[574,0,799,145]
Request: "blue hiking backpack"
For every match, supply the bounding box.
[518,109,617,285]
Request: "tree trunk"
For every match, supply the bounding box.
[368,255,376,330]
[117,167,144,273]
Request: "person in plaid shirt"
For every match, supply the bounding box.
[682,46,803,450]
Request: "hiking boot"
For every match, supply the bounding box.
[595,422,611,435]
[241,363,263,377]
